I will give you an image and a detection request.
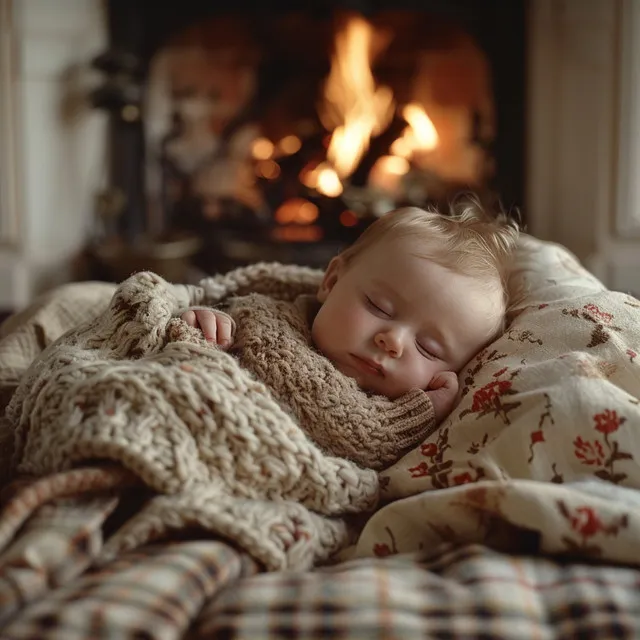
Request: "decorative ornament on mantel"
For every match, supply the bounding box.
[86,48,201,283]
[89,49,143,124]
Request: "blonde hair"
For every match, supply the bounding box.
[340,200,520,329]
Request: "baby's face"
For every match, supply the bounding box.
[312,236,503,399]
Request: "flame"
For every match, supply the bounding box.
[319,15,394,179]
[401,103,439,152]
[301,162,343,198]
[388,103,439,164]
[368,155,410,194]
[315,166,343,197]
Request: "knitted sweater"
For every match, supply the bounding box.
[223,293,436,471]
[6,269,381,571]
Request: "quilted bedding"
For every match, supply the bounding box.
[2,234,640,638]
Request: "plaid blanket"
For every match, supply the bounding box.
[1,477,640,639]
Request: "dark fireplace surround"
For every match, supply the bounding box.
[98,0,526,278]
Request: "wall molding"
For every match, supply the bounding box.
[615,0,640,237]
[0,0,22,246]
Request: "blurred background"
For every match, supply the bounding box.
[0,0,638,316]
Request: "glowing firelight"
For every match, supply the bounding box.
[401,103,439,152]
[255,160,281,180]
[300,162,343,198]
[251,138,275,160]
[286,15,442,202]
[388,103,439,165]
[319,15,394,180]
[339,210,358,227]
[275,198,319,225]
[389,137,413,159]
[277,135,302,155]
[316,166,343,198]
[368,155,410,194]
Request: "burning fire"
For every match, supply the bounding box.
[317,14,439,196]
[254,14,443,205]
[301,161,343,198]
[396,103,439,156]
[319,15,395,180]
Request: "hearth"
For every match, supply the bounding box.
[92,0,525,277]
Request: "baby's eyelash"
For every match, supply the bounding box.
[416,341,438,360]
[365,296,390,316]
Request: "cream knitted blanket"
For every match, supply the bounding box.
[5,269,379,571]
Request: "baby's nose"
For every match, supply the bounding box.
[374,330,403,358]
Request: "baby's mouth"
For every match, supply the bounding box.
[350,354,385,377]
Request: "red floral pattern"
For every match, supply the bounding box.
[584,303,614,324]
[530,430,545,444]
[453,472,473,485]
[460,376,521,425]
[372,527,397,558]
[420,443,438,458]
[570,507,603,537]
[573,410,632,484]
[408,462,429,479]
[594,409,625,435]
[460,349,508,399]
[528,393,555,464]
[562,304,622,348]
[373,543,392,557]
[557,501,629,557]
[574,437,605,466]
[508,328,543,346]
[471,380,512,412]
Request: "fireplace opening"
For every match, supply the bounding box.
[95,1,525,278]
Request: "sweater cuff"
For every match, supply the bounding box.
[376,389,437,452]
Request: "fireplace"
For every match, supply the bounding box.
[94,0,525,278]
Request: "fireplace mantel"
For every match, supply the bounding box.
[0,0,638,309]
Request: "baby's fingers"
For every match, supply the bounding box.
[181,309,197,327]
[215,314,234,348]
[429,371,459,392]
[195,310,219,343]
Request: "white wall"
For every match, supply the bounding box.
[527,0,640,294]
[0,0,107,309]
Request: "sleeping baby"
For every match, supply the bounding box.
[181,204,519,470]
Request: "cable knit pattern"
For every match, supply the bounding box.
[188,261,326,307]
[226,293,436,470]
[5,270,379,571]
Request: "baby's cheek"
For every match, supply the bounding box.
[417,360,438,389]
[348,306,376,335]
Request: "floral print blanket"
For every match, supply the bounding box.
[355,235,640,565]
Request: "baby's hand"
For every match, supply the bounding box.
[426,372,459,422]
[181,308,235,349]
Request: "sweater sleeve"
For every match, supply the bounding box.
[227,294,437,471]
[174,263,324,311]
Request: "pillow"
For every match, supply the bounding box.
[355,234,640,565]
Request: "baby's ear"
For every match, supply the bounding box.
[317,256,343,302]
